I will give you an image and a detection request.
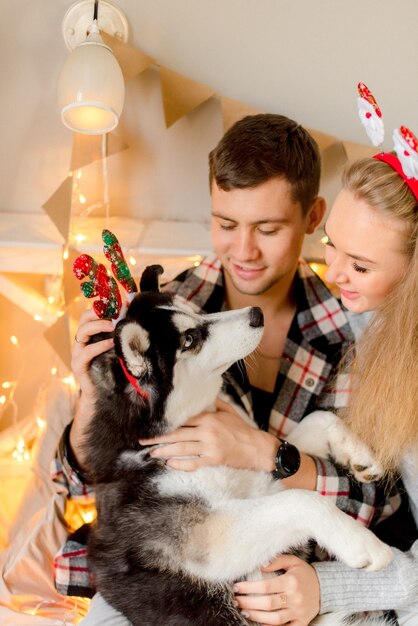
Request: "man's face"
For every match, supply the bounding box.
[211,178,313,297]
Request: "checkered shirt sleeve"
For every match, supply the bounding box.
[54,524,94,598]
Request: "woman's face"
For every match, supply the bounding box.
[324,189,410,313]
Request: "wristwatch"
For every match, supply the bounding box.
[272,439,301,480]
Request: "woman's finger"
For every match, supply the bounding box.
[240,608,292,625]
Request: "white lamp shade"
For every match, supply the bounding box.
[57,28,125,134]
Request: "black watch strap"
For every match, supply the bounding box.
[272,439,301,480]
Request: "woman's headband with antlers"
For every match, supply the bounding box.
[357,82,418,201]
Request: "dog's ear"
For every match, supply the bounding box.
[140,265,164,293]
[116,321,150,377]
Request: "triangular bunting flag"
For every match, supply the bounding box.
[342,140,376,164]
[320,141,347,184]
[101,32,156,82]
[42,175,73,241]
[219,96,263,132]
[63,246,84,307]
[159,67,216,128]
[44,312,72,371]
[306,128,339,153]
[70,132,129,172]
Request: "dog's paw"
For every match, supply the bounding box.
[329,429,384,483]
[335,523,393,571]
[288,411,384,483]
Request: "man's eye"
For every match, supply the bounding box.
[219,223,235,230]
[258,228,277,236]
[183,334,194,349]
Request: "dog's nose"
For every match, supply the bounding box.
[249,307,264,328]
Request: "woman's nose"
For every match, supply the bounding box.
[324,256,348,284]
[324,247,348,284]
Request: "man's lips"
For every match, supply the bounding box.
[339,287,360,300]
[231,263,265,279]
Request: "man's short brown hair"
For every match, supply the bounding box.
[209,113,321,213]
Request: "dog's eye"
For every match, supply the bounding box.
[183,333,194,350]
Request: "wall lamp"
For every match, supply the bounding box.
[57,0,128,134]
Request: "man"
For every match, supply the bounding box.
[53,114,398,624]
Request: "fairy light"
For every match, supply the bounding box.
[321,235,329,245]
[75,233,86,244]
[129,255,137,266]
[33,314,43,322]
[51,366,58,376]
[11,437,30,463]
[63,247,69,261]
[62,374,77,390]
[2,381,12,389]
[82,510,96,524]
[79,194,87,204]
[36,416,46,430]
[189,255,202,268]
[48,295,55,305]
[0,395,6,405]
[10,335,18,346]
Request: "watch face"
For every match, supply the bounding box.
[280,443,301,475]
[273,441,301,479]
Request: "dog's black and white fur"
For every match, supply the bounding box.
[84,265,393,626]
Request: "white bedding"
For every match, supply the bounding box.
[0,380,89,624]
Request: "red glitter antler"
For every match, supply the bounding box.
[73,253,122,319]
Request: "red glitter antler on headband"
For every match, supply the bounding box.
[357,83,418,201]
[73,254,122,319]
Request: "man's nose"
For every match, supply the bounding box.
[231,229,258,260]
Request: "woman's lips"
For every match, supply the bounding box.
[339,287,360,300]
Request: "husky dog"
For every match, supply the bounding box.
[83,265,393,626]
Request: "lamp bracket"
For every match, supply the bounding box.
[62,0,129,51]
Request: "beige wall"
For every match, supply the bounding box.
[0,0,417,221]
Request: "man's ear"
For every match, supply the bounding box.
[305,197,326,234]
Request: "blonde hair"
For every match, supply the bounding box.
[340,158,418,477]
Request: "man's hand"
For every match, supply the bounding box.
[233,554,320,626]
[140,399,278,472]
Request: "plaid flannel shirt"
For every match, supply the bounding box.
[52,256,400,598]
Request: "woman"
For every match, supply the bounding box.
[233,157,418,625]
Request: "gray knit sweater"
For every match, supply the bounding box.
[314,452,418,613]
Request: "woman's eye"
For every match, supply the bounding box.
[353,262,368,274]
[183,334,194,349]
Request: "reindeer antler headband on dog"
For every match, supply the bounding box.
[73,230,151,399]
[357,82,418,201]
[73,229,138,320]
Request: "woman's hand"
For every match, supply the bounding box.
[233,555,320,626]
[70,308,114,465]
[140,399,278,472]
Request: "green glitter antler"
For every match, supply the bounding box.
[102,229,138,294]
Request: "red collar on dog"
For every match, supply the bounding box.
[118,358,149,400]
